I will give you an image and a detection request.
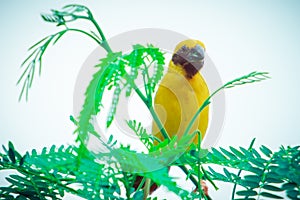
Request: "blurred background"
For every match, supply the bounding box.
[1,1,299,199]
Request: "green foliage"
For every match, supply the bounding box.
[127,120,155,150]
[77,52,123,142]
[96,133,195,174]
[0,139,194,199]
[76,44,165,144]
[223,71,270,89]
[17,4,110,101]
[41,4,91,25]
[178,142,300,200]
[2,141,299,199]
[139,168,193,199]
[7,3,299,200]
[16,29,67,101]
[0,143,125,200]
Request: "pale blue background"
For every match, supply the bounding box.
[0,1,299,199]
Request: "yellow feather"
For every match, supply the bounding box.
[152,39,209,145]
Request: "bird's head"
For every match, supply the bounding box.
[172,39,206,79]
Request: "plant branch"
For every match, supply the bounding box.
[183,72,270,136]
[231,138,256,200]
[67,28,101,44]
[1,162,79,196]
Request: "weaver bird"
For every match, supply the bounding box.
[152,39,209,144]
[134,39,210,196]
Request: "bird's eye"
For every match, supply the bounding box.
[181,45,189,52]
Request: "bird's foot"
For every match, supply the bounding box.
[193,180,211,199]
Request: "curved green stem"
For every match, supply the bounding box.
[67,28,101,45]
[183,86,224,136]
[77,10,112,53]
[136,177,146,192]
[231,138,256,200]
[179,165,199,188]
[149,106,170,141]
[197,130,203,198]
[89,14,112,53]
[185,72,270,137]
[123,73,170,141]
[143,178,151,200]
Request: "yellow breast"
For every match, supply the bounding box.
[152,61,209,145]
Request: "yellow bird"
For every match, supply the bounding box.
[152,39,210,145]
[134,39,210,196]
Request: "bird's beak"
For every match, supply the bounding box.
[188,44,205,62]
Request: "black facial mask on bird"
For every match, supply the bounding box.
[171,44,205,79]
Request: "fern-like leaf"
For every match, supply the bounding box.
[127,120,154,150]
[224,71,270,89]
[17,4,106,101]
[77,52,122,143]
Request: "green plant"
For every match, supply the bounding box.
[1,4,299,200]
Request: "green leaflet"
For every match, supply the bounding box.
[77,52,122,142]
[127,120,154,150]
[260,192,284,199]
[76,45,165,144]
[260,145,273,157]
[236,190,258,196]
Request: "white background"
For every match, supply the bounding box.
[1,1,300,199]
